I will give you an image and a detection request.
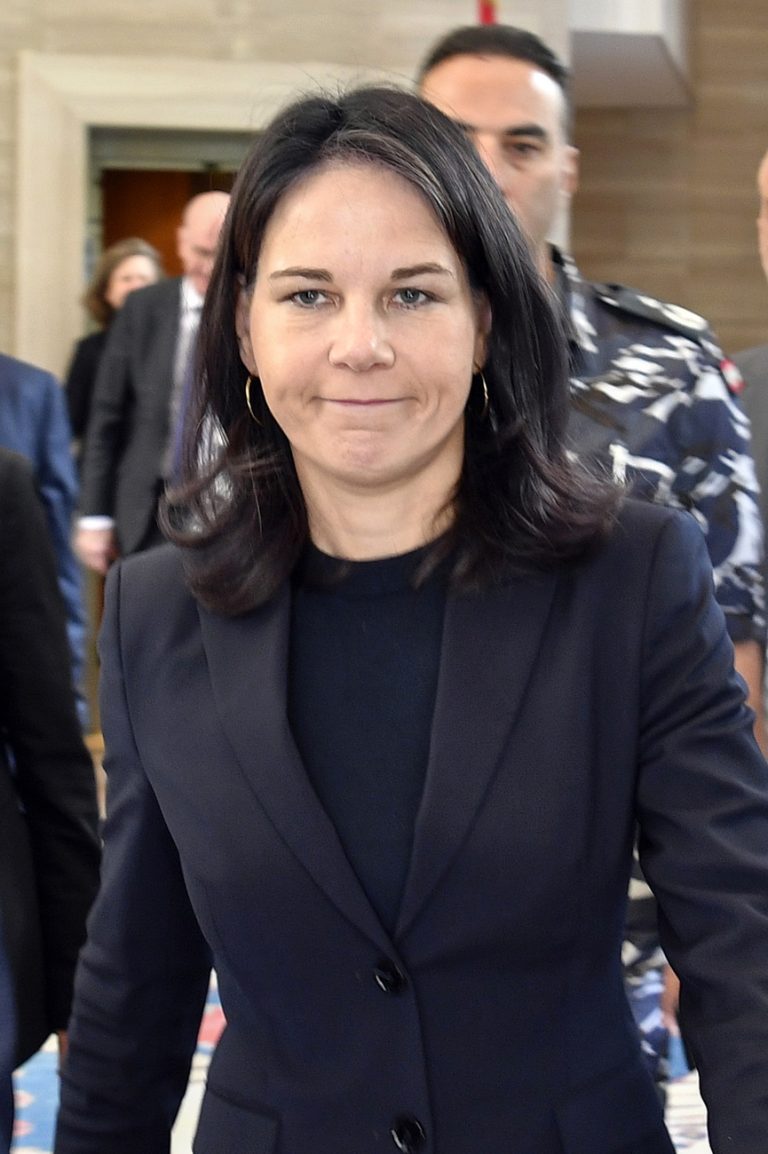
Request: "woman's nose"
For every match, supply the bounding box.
[328,304,395,371]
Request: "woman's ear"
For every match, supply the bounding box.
[235,285,258,375]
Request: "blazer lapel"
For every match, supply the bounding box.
[395,570,559,939]
[198,587,392,954]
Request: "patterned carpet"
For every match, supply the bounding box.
[12,983,710,1153]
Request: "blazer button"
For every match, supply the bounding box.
[373,959,408,993]
[391,1115,426,1151]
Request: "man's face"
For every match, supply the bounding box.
[176,198,227,297]
[757,152,768,282]
[420,54,578,274]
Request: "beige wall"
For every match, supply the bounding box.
[2,0,569,374]
[572,0,768,356]
[7,1,761,367]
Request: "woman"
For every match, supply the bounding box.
[55,89,768,1154]
[65,237,163,449]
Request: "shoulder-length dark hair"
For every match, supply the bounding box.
[164,85,618,615]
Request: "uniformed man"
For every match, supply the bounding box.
[733,146,768,543]
[419,22,766,1094]
[419,23,764,737]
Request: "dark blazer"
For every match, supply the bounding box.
[0,450,100,1067]
[56,501,768,1154]
[64,329,108,443]
[79,277,181,554]
[0,353,86,690]
[733,344,768,535]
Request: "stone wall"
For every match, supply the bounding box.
[572,0,768,355]
[2,0,568,368]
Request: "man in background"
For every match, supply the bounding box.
[0,353,87,718]
[419,21,767,1096]
[419,24,765,739]
[75,190,229,574]
[733,148,768,536]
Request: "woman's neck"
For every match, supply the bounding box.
[300,474,455,560]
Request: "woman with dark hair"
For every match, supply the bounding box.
[64,237,163,451]
[56,88,768,1154]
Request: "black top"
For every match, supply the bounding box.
[288,542,448,933]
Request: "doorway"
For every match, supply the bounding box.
[88,125,252,280]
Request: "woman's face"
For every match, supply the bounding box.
[236,162,489,508]
[104,253,159,312]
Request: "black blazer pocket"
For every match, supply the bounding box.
[193,1086,279,1154]
[556,1061,675,1154]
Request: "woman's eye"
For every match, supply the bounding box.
[394,288,429,307]
[291,289,327,307]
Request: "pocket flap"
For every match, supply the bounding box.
[193,1086,279,1153]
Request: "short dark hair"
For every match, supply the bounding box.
[418,25,572,138]
[165,86,615,615]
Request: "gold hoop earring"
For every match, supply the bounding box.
[474,370,490,420]
[244,375,261,425]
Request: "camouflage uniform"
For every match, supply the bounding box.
[556,248,766,1083]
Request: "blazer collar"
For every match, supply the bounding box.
[199,569,557,950]
[198,586,393,953]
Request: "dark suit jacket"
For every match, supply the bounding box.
[0,450,100,1066]
[733,344,768,535]
[0,353,86,689]
[56,501,768,1154]
[79,277,181,554]
[64,329,108,444]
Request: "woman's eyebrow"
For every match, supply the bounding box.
[391,263,454,280]
[269,267,333,281]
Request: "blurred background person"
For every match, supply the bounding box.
[0,353,87,723]
[418,25,766,750]
[0,448,100,1149]
[734,148,768,539]
[65,237,163,464]
[418,21,767,1105]
[74,191,229,576]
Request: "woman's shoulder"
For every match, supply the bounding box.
[610,497,704,552]
[579,497,708,592]
[104,544,203,668]
[110,542,192,622]
[116,541,186,591]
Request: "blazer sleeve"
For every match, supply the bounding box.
[0,453,100,1031]
[78,303,136,519]
[634,510,768,1153]
[56,561,212,1154]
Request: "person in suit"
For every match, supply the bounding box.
[55,89,768,1154]
[74,190,229,575]
[0,353,87,719]
[0,448,100,1147]
[65,236,163,462]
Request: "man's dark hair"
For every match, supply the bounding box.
[164,86,615,615]
[418,25,572,136]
